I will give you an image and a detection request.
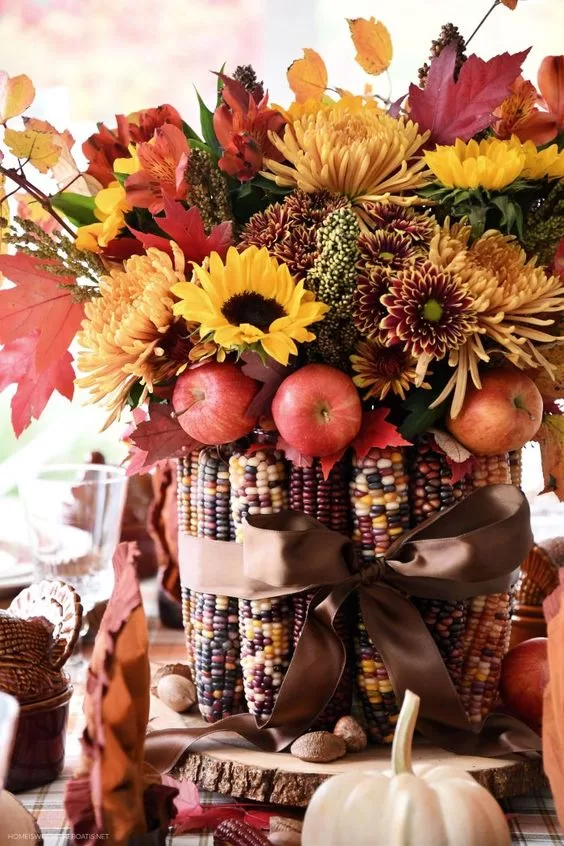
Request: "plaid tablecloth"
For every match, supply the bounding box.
[13,582,564,845]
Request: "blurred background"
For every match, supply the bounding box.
[0,0,562,502]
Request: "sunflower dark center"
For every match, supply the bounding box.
[422,298,444,323]
[222,291,286,330]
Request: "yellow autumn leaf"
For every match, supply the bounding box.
[500,0,518,9]
[533,343,564,401]
[348,17,393,76]
[536,415,564,500]
[0,174,9,267]
[4,127,60,173]
[0,71,35,123]
[287,48,328,104]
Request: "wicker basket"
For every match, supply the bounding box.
[178,436,519,740]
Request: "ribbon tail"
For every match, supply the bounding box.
[144,583,357,774]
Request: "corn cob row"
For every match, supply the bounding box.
[458,592,513,722]
[180,449,244,723]
[509,449,523,488]
[408,436,468,687]
[290,458,353,729]
[471,453,511,488]
[178,451,201,679]
[457,452,514,721]
[230,447,292,719]
[350,447,409,742]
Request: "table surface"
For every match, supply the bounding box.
[10,582,564,846]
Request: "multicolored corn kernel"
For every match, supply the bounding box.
[458,591,513,723]
[350,447,410,566]
[509,449,523,488]
[230,446,292,719]
[350,446,409,742]
[290,456,353,730]
[408,435,466,525]
[178,451,201,678]
[471,453,511,488]
[182,448,244,723]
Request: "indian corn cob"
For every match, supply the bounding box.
[230,446,292,719]
[290,458,353,729]
[350,446,410,742]
[409,436,468,687]
[181,448,244,723]
[178,450,201,679]
[457,452,514,721]
[509,449,523,488]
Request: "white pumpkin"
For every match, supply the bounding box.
[302,690,511,846]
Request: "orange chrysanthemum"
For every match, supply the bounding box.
[351,339,419,400]
[77,245,193,425]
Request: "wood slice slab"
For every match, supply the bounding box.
[149,696,546,807]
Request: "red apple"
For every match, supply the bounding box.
[499,637,548,733]
[271,364,362,457]
[172,361,259,444]
[446,368,543,455]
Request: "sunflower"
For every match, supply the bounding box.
[172,245,329,365]
[520,139,564,181]
[424,137,525,191]
[262,104,430,212]
[77,244,193,425]
[380,260,478,386]
[351,339,420,400]
[428,221,564,415]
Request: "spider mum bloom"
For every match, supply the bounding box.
[171,245,329,365]
[424,137,526,191]
[76,245,193,426]
[381,260,478,385]
[351,339,419,401]
[429,221,564,416]
[263,106,430,212]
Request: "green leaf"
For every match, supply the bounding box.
[187,136,217,159]
[251,175,293,196]
[51,192,97,227]
[182,120,203,143]
[399,386,448,440]
[216,63,226,107]
[195,88,219,153]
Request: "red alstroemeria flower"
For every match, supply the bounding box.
[495,57,564,145]
[125,124,190,214]
[554,239,564,278]
[213,74,286,182]
[82,104,183,187]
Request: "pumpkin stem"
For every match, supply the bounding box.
[391,689,420,775]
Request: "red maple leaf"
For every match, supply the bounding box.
[0,253,83,372]
[408,45,530,145]
[352,408,411,462]
[125,403,201,475]
[0,332,74,435]
[276,436,313,468]
[129,196,233,264]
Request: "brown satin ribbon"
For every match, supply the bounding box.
[144,484,541,774]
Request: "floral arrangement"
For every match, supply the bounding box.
[1,1,564,492]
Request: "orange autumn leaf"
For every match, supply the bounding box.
[0,71,34,123]
[500,0,518,8]
[532,344,564,402]
[347,17,393,76]
[287,48,328,103]
[4,126,60,172]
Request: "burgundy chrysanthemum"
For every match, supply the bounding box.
[239,189,349,280]
[380,261,477,360]
[362,201,437,245]
[352,268,391,343]
[358,230,417,275]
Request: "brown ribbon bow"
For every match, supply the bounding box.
[144,484,541,774]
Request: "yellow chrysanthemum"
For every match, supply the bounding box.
[274,94,381,123]
[263,105,430,212]
[172,245,329,365]
[351,340,420,401]
[77,244,193,425]
[428,221,564,415]
[424,138,526,190]
[75,181,130,253]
